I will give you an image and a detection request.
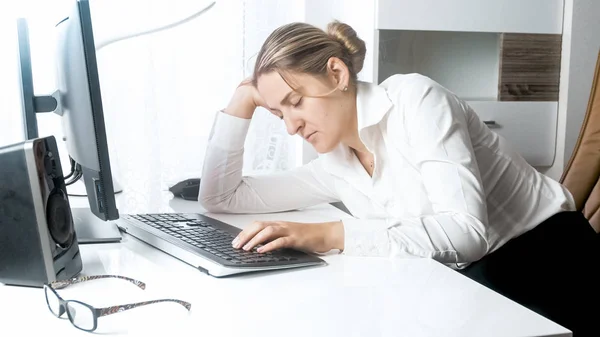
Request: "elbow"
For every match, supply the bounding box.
[198,188,232,213]
[456,234,487,263]
[198,195,231,213]
[453,216,489,264]
[197,179,233,213]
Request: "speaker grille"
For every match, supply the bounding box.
[46,189,74,248]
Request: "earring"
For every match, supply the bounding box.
[343,86,348,92]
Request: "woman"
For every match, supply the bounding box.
[199,21,599,335]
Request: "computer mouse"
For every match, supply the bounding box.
[169,178,201,201]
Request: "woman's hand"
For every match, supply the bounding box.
[223,78,272,119]
[231,220,345,254]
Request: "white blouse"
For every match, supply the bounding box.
[199,73,576,269]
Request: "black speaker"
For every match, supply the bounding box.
[0,135,83,287]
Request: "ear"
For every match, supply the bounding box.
[326,57,350,91]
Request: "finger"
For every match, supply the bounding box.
[257,237,290,253]
[232,221,267,249]
[242,225,283,251]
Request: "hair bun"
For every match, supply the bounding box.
[326,20,366,75]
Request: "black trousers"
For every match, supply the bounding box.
[458,211,600,337]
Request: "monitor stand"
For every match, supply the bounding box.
[67,179,123,197]
[71,207,122,244]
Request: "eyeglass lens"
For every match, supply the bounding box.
[44,286,61,317]
[66,301,95,331]
[45,286,96,331]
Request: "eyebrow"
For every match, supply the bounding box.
[279,91,294,107]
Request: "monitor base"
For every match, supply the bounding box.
[71,207,122,244]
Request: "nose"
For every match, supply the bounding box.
[284,111,304,136]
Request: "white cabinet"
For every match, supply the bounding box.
[467,101,559,167]
[375,0,564,34]
[372,0,564,167]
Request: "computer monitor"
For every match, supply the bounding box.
[17,0,121,243]
[16,0,215,243]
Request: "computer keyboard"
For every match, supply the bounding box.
[129,213,300,264]
[116,213,326,277]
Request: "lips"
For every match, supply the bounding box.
[305,131,317,141]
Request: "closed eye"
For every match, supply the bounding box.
[292,97,303,108]
[268,107,283,119]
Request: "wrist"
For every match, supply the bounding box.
[223,101,254,119]
[326,221,344,251]
[223,87,257,119]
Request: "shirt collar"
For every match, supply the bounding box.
[355,80,394,134]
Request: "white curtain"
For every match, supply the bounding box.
[0,0,374,212]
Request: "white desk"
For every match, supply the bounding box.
[0,189,571,337]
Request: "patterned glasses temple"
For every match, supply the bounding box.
[49,275,146,290]
[97,299,192,317]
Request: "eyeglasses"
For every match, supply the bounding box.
[44,275,191,332]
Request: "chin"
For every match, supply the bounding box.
[312,140,338,154]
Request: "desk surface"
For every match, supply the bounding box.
[0,189,571,337]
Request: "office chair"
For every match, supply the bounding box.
[560,50,600,232]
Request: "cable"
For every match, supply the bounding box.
[65,163,83,186]
[63,157,76,180]
[95,1,216,51]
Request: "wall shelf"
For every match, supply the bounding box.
[377,30,501,100]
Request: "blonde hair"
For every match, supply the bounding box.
[251,20,366,91]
